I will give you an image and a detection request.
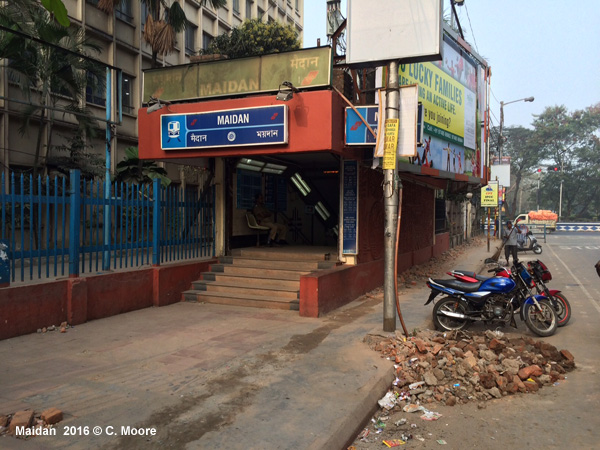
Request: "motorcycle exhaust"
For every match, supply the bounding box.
[437,310,482,321]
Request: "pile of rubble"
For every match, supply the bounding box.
[37,321,70,334]
[0,408,63,438]
[365,329,575,408]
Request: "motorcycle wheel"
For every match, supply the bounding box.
[550,292,571,327]
[524,298,557,337]
[433,296,470,332]
[533,245,542,255]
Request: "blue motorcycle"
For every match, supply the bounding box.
[425,264,558,337]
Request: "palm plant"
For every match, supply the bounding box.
[97,0,226,67]
[115,146,171,186]
[0,0,104,180]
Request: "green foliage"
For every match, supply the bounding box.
[501,103,600,219]
[0,0,103,178]
[40,0,70,26]
[115,147,171,187]
[205,19,301,59]
[47,134,105,180]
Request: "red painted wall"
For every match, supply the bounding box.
[0,260,215,341]
[138,90,345,160]
[85,271,154,321]
[299,259,384,317]
[0,283,67,340]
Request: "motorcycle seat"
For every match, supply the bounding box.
[430,278,483,292]
[452,270,489,281]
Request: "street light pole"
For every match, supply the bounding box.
[497,96,534,235]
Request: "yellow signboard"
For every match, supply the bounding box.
[481,182,499,207]
[143,47,332,103]
[382,118,399,170]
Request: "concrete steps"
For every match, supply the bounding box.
[183,247,337,311]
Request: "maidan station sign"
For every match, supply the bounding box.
[143,47,332,103]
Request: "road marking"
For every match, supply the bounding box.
[558,246,600,250]
[547,243,600,316]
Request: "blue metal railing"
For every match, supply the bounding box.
[0,170,215,283]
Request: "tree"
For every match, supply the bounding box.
[498,126,542,218]
[115,146,171,187]
[0,0,104,180]
[97,0,226,67]
[204,19,301,59]
[533,104,600,219]
[47,134,105,179]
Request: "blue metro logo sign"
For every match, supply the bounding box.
[160,105,287,150]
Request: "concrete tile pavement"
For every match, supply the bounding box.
[0,237,493,450]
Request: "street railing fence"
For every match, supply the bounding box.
[0,169,215,284]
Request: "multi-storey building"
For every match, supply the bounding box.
[0,0,304,179]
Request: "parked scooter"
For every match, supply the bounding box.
[426,264,558,337]
[516,229,542,255]
[447,259,570,327]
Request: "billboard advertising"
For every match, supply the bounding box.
[397,33,487,178]
[347,0,443,67]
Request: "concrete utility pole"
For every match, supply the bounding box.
[383,61,400,332]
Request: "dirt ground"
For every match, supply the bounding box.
[347,236,600,450]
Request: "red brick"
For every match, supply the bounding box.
[560,349,574,362]
[518,365,543,380]
[524,381,539,392]
[9,410,34,433]
[414,339,428,353]
[432,344,443,355]
[41,407,63,425]
[489,338,505,351]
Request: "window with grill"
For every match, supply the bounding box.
[85,72,106,107]
[185,22,197,55]
[246,0,253,19]
[233,0,240,14]
[116,0,133,23]
[121,74,134,115]
[202,32,213,51]
[435,197,447,234]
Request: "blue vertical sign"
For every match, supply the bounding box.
[345,106,379,145]
[161,105,287,150]
[342,160,358,255]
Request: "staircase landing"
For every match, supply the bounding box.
[183,246,338,311]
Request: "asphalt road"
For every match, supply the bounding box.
[351,231,600,450]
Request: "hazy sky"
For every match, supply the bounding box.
[302,0,600,129]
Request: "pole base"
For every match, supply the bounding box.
[383,318,396,332]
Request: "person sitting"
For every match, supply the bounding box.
[253,193,288,246]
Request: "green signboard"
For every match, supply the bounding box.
[143,47,332,103]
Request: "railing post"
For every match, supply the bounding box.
[152,178,161,266]
[69,170,81,277]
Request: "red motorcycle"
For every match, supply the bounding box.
[447,260,571,327]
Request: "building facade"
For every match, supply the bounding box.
[0,0,304,180]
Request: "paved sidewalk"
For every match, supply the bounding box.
[0,237,493,450]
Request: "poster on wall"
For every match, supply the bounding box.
[395,32,486,178]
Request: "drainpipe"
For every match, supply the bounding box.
[383,61,399,332]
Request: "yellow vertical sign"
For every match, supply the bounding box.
[382,118,399,170]
[480,182,499,206]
